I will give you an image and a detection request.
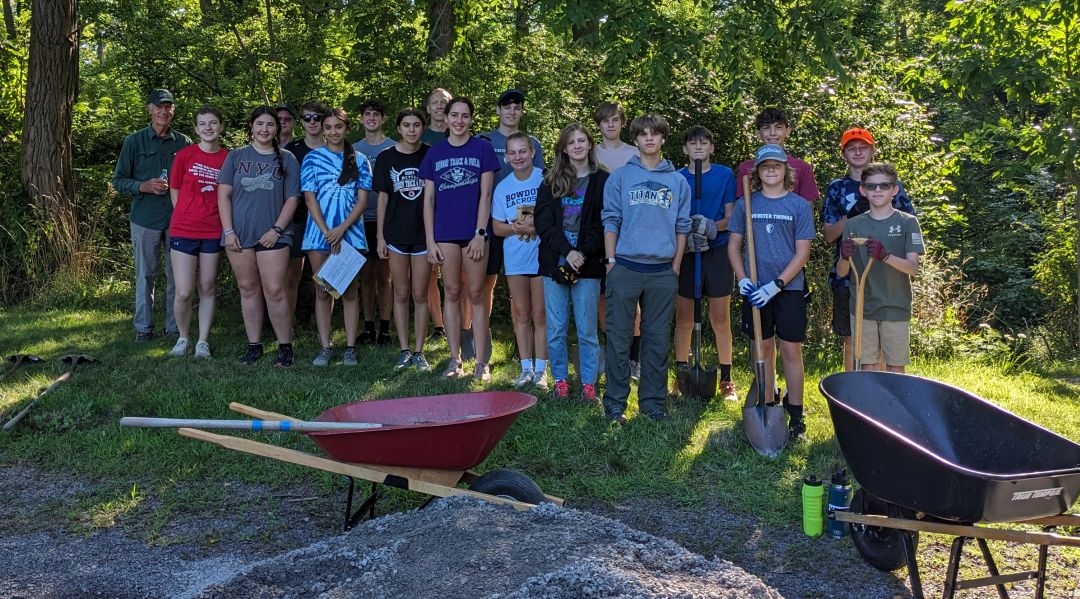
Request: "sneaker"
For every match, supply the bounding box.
[342,347,358,366]
[163,330,180,341]
[312,347,333,367]
[606,412,627,425]
[377,332,392,346]
[552,379,570,400]
[513,369,534,388]
[428,327,446,342]
[629,360,641,382]
[240,344,264,365]
[643,411,668,422]
[533,373,549,391]
[359,329,376,344]
[789,417,807,439]
[274,345,294,368]
[395,349,413,370]
[411,352,432,372]
[474,361,492,383]
[580,383,597,402]
[168,337,190,357]
[194,341,212,359]
[443,358,464,379]
[135,331,153,342]
[720,380,738,402]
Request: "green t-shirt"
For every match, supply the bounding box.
[843,209,925,321]
[112,125,192,230]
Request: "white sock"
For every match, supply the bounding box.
[534,359,547,375]
[521,358,533,373]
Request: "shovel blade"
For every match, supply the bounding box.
[742,404,789,458]
[676,364,718,400]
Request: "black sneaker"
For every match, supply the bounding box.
[377,332,392,346]
[274,344,294,368]
[240,344,264,365]
[135,331,153,342]
[784,397,806,439]
[358,330,376,344]
[428,327,446,342]
[163,329,180,341]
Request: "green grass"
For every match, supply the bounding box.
[2,299,1079,539]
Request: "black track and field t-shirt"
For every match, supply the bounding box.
[372,144,430,248]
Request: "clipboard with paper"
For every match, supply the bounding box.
[313,242,366,299]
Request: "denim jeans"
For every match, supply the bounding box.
[543,276,600,384]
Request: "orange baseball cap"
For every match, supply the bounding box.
[840,128,875,148]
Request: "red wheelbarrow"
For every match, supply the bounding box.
[127,392,563,529]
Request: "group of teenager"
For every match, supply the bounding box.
[114,86,924,437]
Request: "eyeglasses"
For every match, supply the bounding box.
[278,116,295,123]
[863,182,894,191]
[302,114,323,123]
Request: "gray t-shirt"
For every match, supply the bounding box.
[353,138,395,221]
[480,129,545,184]
[218,145,302,249]
[595,143,638,172]
[728,191,815,291]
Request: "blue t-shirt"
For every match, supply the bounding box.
[821,175,915,286]
[300,146,373,252]
[480,130,545,184]
[354,138,396,221]
[678,163,736,247]
[419,136,500,242]
[728,191,815,291]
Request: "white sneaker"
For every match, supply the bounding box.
[513,369,534,388]
[194,340,211,359]
[533,372,549,391]
[168,337,190,357]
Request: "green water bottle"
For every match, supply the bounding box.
[801,474,824,536]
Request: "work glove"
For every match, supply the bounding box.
[750,280,781,308]
[845,196,870,219]
[687,232,710,253]
[738,277,755,297]
[866,238,891,262]
[839,238,857,259]
[690,214,718,240]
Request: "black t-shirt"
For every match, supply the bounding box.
[284,139,319,225]
[372,144,430,247]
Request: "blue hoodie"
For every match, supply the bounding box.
[602,154,692,266]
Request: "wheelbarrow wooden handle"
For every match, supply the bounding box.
[229,402,296,421]
[120,417,381,431]
[834,512,1080,548]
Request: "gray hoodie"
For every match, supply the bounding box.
[602,154,692,265]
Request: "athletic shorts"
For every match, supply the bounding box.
[253,242,290,253]
[831,284,852,336]
[486,235,504,276]
[363,221,385,261]
[851,317,910,366]
[289,226,304,259]
[678,245,733,299]
[437,239,472,249]
[170,237,222,256]
[388,243,428,256]
[740,290,807,343]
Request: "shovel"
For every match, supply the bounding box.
[676,160,717,400]
[1,354,43,381]
[3,354,97,431]
[739,175,788,458]
[846,237,874,370]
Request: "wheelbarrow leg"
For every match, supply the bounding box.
[902,530,925,599]
[942,536,966,599]
[1034,533,1050,599]
[974,537,1011,599]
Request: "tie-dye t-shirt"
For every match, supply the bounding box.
[217,145,301,249]
[300,146,373,252]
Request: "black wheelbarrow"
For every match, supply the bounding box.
[819,371,1080,599]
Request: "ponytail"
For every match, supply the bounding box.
[339,141,360,186]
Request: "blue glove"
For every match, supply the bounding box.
[738,278,755,297]
[750,281,781,308]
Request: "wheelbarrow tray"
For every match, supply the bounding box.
[820,372,1080,523]
[307,391,536,470]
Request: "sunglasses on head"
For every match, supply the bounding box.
[863,182,894,191]
[302,113,323,123]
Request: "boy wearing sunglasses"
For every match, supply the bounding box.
[284,100,329,325]
[820,128,916,371]
[836,163,924,373]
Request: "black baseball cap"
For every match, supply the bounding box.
[498,89,525,106]
[148,89,175,105]
[275,103,296,116]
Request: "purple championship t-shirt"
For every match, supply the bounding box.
[419,136,500,242]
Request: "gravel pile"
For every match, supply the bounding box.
[200,496,783,598]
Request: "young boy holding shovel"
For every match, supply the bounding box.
[836,163,924,373]
[728,145,814,438]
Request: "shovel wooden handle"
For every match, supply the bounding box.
[120,417,381,432]
[742,175,767,404]
[229,402,296,421]
[3,370,73,431]
[847,255,874,370]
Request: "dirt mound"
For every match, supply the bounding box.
[201,496,783,598]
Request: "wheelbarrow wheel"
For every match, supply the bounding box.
[469,469,546,504]
[850,489,918,572]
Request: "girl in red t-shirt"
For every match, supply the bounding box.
[167,106,228,359]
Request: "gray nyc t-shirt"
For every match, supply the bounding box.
[728,191,815,291]
[218,145,302,249]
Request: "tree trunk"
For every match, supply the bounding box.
[2,0,15,39]
[426,0,454,61]
[1073,171,1079,350]
[265,0,276,58]
[21,0,79,270]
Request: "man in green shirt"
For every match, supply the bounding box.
[113,89,191,341]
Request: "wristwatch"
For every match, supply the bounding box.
[605,257,616,265]
[773,278,786,290]
[475,228,488,240]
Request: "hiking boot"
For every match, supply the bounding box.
[312,347,333,367]
[533,372,549,391]
[342,347,358,366]
[720,380,738,402]
[168,337,190,357]
[474,361,492,383]
[411,352,432,372]
[395,349,413,370]
[580,383,598,403]
[135,331,153,342]
[513,369,534,388]
[629,360,641,382]
[377,332,392,346]
[240,344,263,365]
[194,341,212,359]
[552,379,570,400]
[274,344,294,368]
[443,358,464,379]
